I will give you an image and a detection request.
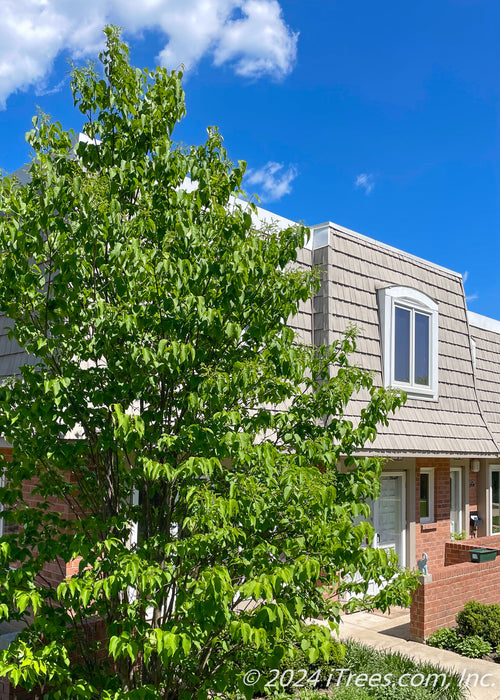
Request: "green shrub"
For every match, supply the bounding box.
[455,635,492,658]
[456,600,500,647]
[427,627,460,651]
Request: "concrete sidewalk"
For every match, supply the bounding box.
[333,609,500,700]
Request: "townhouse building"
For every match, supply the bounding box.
[305,220,500,640]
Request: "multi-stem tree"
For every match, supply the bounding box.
[0,27,416,699]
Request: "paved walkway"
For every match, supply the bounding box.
[332,608,500,700]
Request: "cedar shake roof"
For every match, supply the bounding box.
[312,222,499,457]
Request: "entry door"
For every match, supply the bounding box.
[373,473,406,568]
[344,472,406,600]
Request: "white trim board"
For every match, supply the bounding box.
[468,311,500,334]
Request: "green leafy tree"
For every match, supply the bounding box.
[0,27,417,699]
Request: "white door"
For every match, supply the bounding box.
[373,473,406,568]
[346,472,406,600]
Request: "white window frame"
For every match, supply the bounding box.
[489,464,500,536]
[378,286,439,399]
[449,467,463,535]
[419,468,434,524]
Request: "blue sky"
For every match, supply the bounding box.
[0,1,498,317]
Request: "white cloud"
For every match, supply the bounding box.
[463,271,478,303]
[213,1,298,78]
[355,172,375,195]
[245,161,298,201]
[35,77,67,98]
[0,0,298,109]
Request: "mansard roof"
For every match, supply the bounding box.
[311,221,499,457]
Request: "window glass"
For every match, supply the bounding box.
[414,313,430,386]
[420,472,429,519]
[394,306,410,383]
[450,469,462,535]
[492,470,500,534]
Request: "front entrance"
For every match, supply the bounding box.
[346,472,407,600]
[373,472,407,568]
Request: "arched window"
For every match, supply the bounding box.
[378,286,439,399]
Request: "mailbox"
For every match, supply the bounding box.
[470,511,482,528]
[470,548,497,563]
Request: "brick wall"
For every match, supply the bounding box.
[16,475,80,588]
[444,541,479,566]
[410,555,500,641]
[415,459,451,568]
